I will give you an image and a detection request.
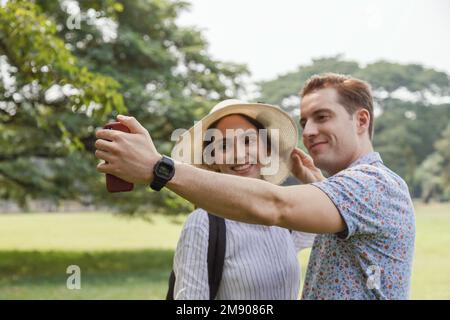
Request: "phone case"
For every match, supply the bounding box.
[103,122,134,193]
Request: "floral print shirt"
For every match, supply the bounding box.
[302,152,415,300]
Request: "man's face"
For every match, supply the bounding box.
[299,88,360,175]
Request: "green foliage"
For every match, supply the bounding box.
[416,124,450,202]
[0,0,125,206]
[258,55,359,114]
[0,0,248,215]
[259,55,450,109]
[374,100,450,196]
[361,61,450,95]
[435,125,450,195]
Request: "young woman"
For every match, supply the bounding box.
[170,99,315,300]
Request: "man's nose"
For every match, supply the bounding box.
[302,121,319,139]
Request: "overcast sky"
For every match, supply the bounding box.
[177,0,450,81]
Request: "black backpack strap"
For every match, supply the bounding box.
[166,212,226,300]
[207,213,226,300]
[166,270,176,300]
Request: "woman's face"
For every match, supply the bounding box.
[210,114,264,179]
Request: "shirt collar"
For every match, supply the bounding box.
[348,152,383,168]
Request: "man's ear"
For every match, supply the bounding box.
[356,108,371,136]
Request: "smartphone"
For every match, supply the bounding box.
[103,122,134,193]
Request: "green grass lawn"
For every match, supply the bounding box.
[0,203,449,299]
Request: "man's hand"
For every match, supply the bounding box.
[290,147,325,183]
[95,115,161,184]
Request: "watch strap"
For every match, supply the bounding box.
[150,155,175,191]
[150,175,167,191]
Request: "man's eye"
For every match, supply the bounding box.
[317,115,329,122]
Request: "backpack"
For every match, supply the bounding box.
[166,213,226,300]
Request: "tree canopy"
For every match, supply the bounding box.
[0,0,248,213]
[2,1,449,212]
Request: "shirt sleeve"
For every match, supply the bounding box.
[173,209,210,300]
[291,231,316,252]
[311,164,385,240]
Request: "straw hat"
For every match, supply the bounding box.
[171,99,298,185]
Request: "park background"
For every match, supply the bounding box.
[0,0,449,299]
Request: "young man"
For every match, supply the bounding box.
[94,73,415,299]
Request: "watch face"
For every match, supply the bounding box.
[156,162,172,178]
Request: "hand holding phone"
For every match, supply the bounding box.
[103,122,134,193]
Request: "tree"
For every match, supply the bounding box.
[258,55,359,116]
[435,124,450,200]
[416,124,450,203]
[0,0,125,207]
[0,0,249,214]
[415,153,444,203]
[373,99,450,196]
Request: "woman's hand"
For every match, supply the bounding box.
[290,147,325,183]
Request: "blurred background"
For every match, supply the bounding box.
[0,0,449,299]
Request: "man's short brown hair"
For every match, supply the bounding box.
[300,73,374,139]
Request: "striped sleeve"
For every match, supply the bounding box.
[291,231,316,252]
[173,208,210,300]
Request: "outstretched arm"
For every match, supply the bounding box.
[168,162,344,233]
[95,115,345,234]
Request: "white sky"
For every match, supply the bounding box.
[177,0,450,81]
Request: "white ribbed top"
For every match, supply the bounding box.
[173,208,315,300]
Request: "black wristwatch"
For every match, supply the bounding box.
[150,155,175,191]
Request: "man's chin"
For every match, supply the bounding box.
[311,154,331,172]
